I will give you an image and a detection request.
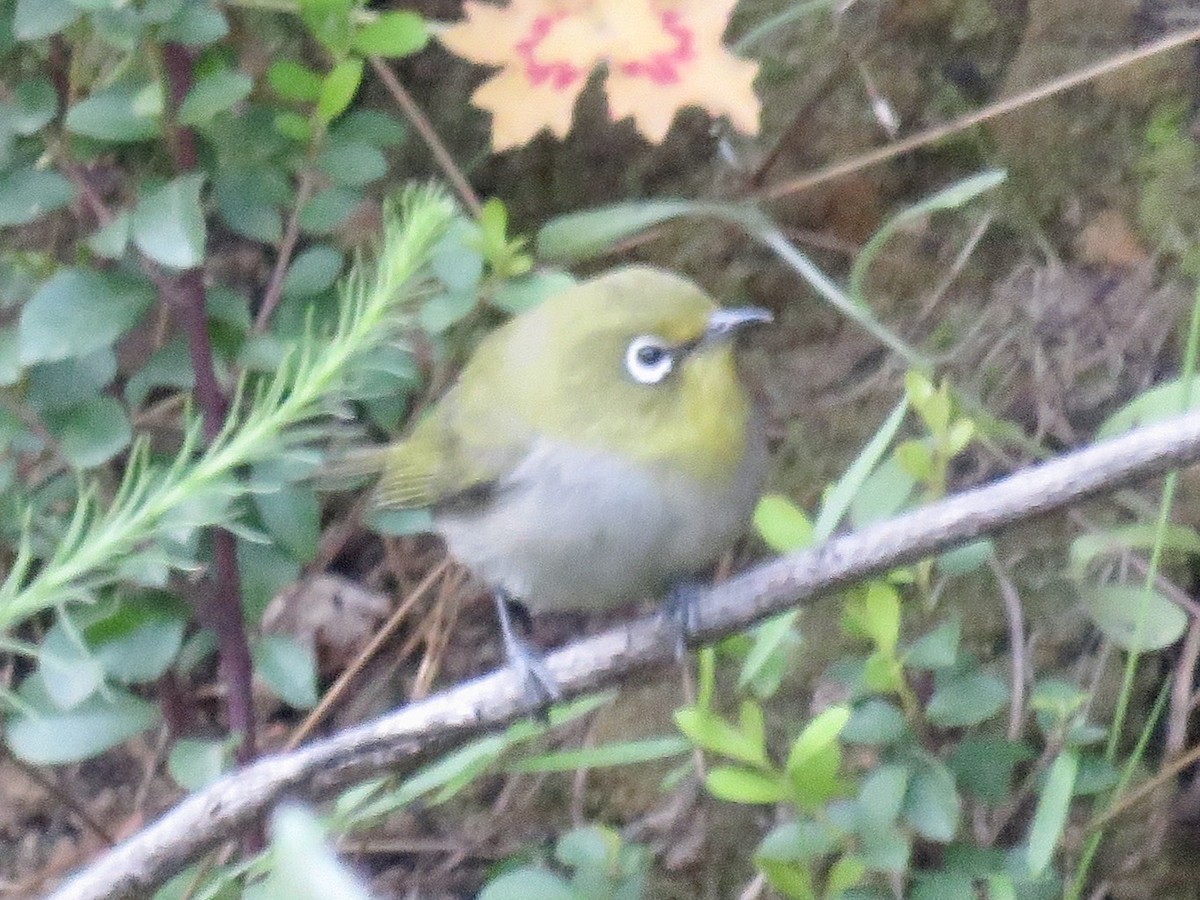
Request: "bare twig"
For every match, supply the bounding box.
[988,553,1028,742]
[284,559,451,750]
[368,57,483,217]
[760,25,1200,201]
[48,410,1200,900]
[253,168,317,334]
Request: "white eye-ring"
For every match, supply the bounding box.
[625,335,674,384]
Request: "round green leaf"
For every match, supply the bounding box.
[168,737,232,791]
[178,67,252,126]
[298,186,361,234]
[65,83,162,142]
[27,350,118,411]
[268,59,324,103]
[705,766,784,804]
[754,494,814,553]
[316,58,364,125]
[926,672,1009,728]
[160,1,228,46]
[213,167,290,243]
[7,675,158,765]
[281,245,345,299]
[20,269,153,365]
[252,477,321,560]
[132,173,207,268]
[253,633,318,709]
[14,0,80,39]
[12,79,58,135]
[352,10,428,57]
[329,109,406,147]
[38,622,105,710]
[43,396,132,468]
[0,168,76,227]
[1084,584,1187,651]
[269,804,374,900]
[316,141,387,187]
[87,596,188,684]
[479,868,574,900]
[903,761,961,841]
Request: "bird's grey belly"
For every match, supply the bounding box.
[433,439,762,612]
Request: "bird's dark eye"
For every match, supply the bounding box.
[625,335,674,384]
[637,345,666,366]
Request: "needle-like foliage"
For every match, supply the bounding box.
[0,185,455,634]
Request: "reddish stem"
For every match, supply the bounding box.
[161,42,256,764]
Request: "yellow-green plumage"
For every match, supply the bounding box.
[369,265,769,614]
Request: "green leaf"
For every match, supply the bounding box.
[253,633,318,709]
[904,618,960,670]
[0,329,21,387]
[754,494,813,552]
[87,594,188,684]
[367,506,434,536]
[903,761,961,841]
[926,671,1009,728]
[1025,749,1078,877]
[316,58,364,125]
[282,245,345,298]
[1084,584,1187,651]
[268,59,324,103]
[912,873,976,900]
[0,168,76,227]
[11,79,59,135]
[20,268,153,365]
[168,737,232,790]
[178,67,252,126]
[841,699,906,745]
[27,350,117,411]
[431,219,484,292]
[948,738,1033,803]
[849,452,916,528]
[937,539,992,576]
[1098,374,1200,439]
[329,109,407,147]
[352,10,427,57]
[252,474,321,560]
[857,823,910,873]
[755,819,841,864]
[298,186,361,233]
[509,736,690,772]
[738,611,800,696]
[490,270,576,314]
[125,336,196,407]
[275,110,313,143]
[238,538,301,622]
[706,766,784,804]
[213,167,290,243]
[132,173,207,268]
[857,763,910,830]
[88,211,131,259]
[299,0,355,54]
[536,199,695,263]
[269,804,374,900]
[160,0,228,46]
[44,396,132,468]
[14,0,80,39]
[675,706,767,766]
[316,140,387,187]
[38,620,105,709]
[419,291,477,334]
[786,705,850,773]
[479,868,575,900]
[65,82,162,142]
[7,674,158,764]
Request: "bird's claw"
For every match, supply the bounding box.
[662,580,703,660]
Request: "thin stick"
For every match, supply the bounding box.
[369,57,484,217]
[285,558,450,750]
[760,25,1200,201]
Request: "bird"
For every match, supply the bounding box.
[358,265,771,702]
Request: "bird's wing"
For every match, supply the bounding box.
[375,386,532,509]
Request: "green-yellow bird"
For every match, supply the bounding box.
[362,265,771,700]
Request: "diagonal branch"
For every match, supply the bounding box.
[49,409,1200,900]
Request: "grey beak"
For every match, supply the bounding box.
[705,306,773,342]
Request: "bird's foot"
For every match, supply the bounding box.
[493,590,562,710]
[661,579,705,660]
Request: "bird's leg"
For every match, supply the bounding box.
[493,589,563,707]
[661,579,706,659]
